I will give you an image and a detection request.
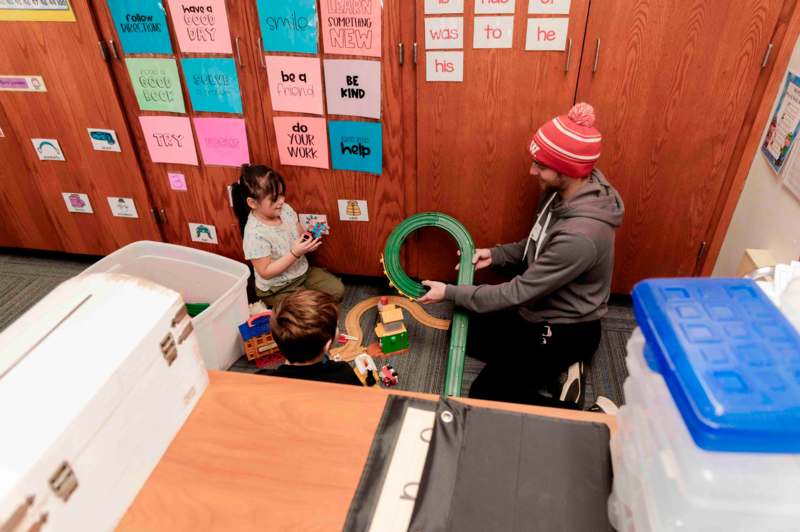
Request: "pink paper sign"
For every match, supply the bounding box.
[168,0,233,54]
[265,56,324,115]
[320,0,382,57]
[323,59,381,119]
[168,172,188,191]
[273,116,330,169]
[139,116,198,165]
[193,117,250,167]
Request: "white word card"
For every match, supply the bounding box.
[424,17,463,49]
[473,16,514,48]
[525,18,568,51]
[529,0,571,14]
[426,51,463,82]
[425,0,463,14]
[475,0,515,15]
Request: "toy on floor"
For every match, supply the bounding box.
[375,303,408,355]
[238,311,284,367]
[330,295,450,361]
[380,364,399,387]
[185,302,209,317]
[353,353,380,387]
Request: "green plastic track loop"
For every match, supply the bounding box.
[381,212,476,397]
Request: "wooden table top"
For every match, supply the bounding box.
[119,371,616,531]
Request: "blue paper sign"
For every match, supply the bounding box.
[181,58,243,114]
[329,120,382,175]
[107,0,173,55]
[255,0,318,54]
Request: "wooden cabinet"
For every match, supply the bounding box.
[0,0,162,255]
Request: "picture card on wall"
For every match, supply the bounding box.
[256,0,318,54]
[424,17,464,50]
[88,128,121,152]
[328,120,382,175]
[525,18,569,51]
[319,0,381,57]
[265,56,324,115]
[31,138,66,161]
[126,58,186,113]
[425,0,463,14]
[299,213,330,234]
[473,16,514,48]
[189,222,218,244]
[475,0,515,14]
[193,117,249,167]
[168,172,188,190]
[528,0,570,14]
[168,0,232,54]
[62,193,93,214]
[107,197,139,218]
[426,51,463,82]
[107,0,173,54]
[181,58,242,114]
[337,199,369,222]
[323,59,381,119]
[139,116,198,165]
[273,116,330,169]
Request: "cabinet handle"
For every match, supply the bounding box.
[398,42,404,66]
[592,38,601,74]
[235,37,243,67]
[258,38,266,68]
[413,42,418,66]
[108,40,119,61]
[97,41,108,62]
[564,38,572,72]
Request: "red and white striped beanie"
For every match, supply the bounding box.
[529,103,601,178]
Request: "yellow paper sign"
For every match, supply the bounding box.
[0,0,76,22]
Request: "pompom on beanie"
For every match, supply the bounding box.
[529,102,602,178]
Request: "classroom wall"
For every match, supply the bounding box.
[713,37,800,277]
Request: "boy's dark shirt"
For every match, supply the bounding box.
[260,359,362,386]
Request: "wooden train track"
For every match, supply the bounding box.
[330,296,451,361]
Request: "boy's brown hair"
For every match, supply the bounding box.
[271,290,338,363]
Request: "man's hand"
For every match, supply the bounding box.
[418,280,446,304]
[455,248,492,271]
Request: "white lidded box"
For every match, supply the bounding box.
[81,241,250,370]
[0,273,208,531]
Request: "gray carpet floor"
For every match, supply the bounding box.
[0,251,636,406]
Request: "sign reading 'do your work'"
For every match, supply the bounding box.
[323,59,381,119]
[168,0,232,54]
[126,58,186,113]
[320,0,382,57]
[107,0,173,54]
[265,56,324,115]
[273,116,330,169]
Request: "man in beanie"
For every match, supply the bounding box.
[418,103,624,409]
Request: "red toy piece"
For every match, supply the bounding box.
[380,364,399,387]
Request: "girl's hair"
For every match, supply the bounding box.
[231,164,286,235]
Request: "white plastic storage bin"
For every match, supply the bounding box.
[613,329,800,531]
[82,241,250,370]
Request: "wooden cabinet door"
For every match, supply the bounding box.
[414,1,590,282]
[576,0,784,293]
[0,0,162,255]
[91,0,270,261]
[245,1,412,276]
[0,103,62,250]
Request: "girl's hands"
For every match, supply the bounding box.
[291,234,322,257]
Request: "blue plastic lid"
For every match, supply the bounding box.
[238,315,271,341]
[632,278,800,453]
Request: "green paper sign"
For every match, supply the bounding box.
[126,58,186,113]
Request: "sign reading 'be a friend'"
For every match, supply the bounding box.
[265,56,324,115]
[323,59,381,119]
[274,116,330,169]
[168,0,232,54]
[126,58,186,113]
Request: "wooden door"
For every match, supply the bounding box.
[0,0,162,255]
[0,103,62,251]
[91,0,270,260]
[414,0,591,282]
[247,0,412,276]
[576,0,784,293]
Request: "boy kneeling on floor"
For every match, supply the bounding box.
[260,289,361,386]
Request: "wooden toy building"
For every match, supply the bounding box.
[374,304,408,355]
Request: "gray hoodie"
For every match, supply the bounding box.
[444,169,624,323]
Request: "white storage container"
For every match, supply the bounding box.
[613,329,800,531]
[0,273,208,531]
[82,241,250,370]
